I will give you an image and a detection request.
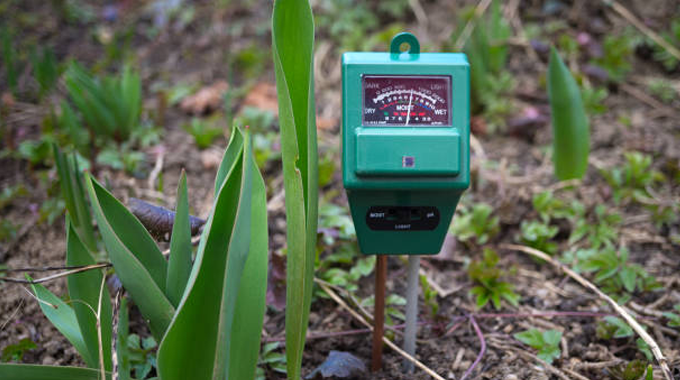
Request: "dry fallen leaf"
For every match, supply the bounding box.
[316,117,337,131]
[180,80,229,115]
[242,82,279,115]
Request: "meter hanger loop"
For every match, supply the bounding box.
[390,32,420,60]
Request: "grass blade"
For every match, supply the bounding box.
[272,0,319,378]
[548,47,590,180]
[0,364,109,380]
[158,128,266,380]
[66,220,112,370]
[28,277,90,363]
[115,296,132,380]
[86,176,174,339]
[166,170,193,307]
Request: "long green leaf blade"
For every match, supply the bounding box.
[548,47,590,180]
[228,132,269,380]
[66,220,112,370]
[0,364,109,380]
[28,278,89,362]
[115,296,132,380]
[166,170,193,307]
[272,1,319,378]
[86,176,174,339]
[158,129,264,380]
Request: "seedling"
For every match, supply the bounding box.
[513,328,562,364]
[596,317,653,361]
[569,204,621,249]
[609,360,654,380]
[1,338,37,363]
[592,33,635,83]
[662,305,680,328]
[420,274,439,318]
[651,17,680,70]
[30,46,60,99]
[532,191,569,223]
[468,249,519,310]
[450,202,500,246]
[65,62,142,143]
[518,220,559,255]
[575,247,660,302]
[601,152,664,203]
[256,342,287,380]
[182,118,224,150]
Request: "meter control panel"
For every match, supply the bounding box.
[342,33,470,255]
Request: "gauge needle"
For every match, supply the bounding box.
[405,90,413,126]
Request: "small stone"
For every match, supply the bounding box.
[504,375,519,380]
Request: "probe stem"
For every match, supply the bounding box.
[403,255,420,372]
[372,255,388,372]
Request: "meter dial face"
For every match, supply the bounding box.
[362,75,451,126]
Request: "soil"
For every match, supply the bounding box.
[1,0,679,379]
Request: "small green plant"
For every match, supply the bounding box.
[2,27,18,94]
[420,274,439,318]
[256,342,287,380]
[596,316,653,361]
[468,249,519,310]
[518,220,559,255]
[532,191,570,223]
[65,62,142,143]
[601,152,664,203]
[1,339,37,363]
[125,334,158,379]
[450,202,500,245]
[458,0,514,131]
[592,33,635,82]
[575,248,660,302]
[651,17,680,70]
[0,184,27,211]
[663,305,680,328]
[514,328,562,364]
[319,254,374,294]
[359,293,407,327]
[581,84,609,116]
[609,359,654,380]
[569,204,621,249]
[96,143,146,174]
[30,46,60,99]
[647,79,676,103]
[548,47,590,180]
[183,118,224,149]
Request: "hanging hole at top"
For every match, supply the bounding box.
[390,32,420,56]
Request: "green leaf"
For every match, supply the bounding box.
[514,329,544,349]
[116,297,132,380]
[537,346,561,364]
[542,330,562,346]
[53,144,97,252]
[0,364,109,380]
[86,176,174,339]
[65,220,112,370]
[28,276,90,363]
[272,1,319,379]
[166,170,193,307]
[158,129,268,380]
[548,47,590,180]
[604,316,634,338]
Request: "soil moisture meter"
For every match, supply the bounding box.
[342,33,470,254]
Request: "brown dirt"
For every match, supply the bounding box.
[1,0,680,379]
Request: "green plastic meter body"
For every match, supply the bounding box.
[342,33,470,255]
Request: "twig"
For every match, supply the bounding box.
[602,0,680,62]
[501,244,673,380]
[454,0,493,50]
[96,273,106,380]
[315,279,446,380]
[0,298,24,331]
[619,82,677,118]
[460,315,486,380]
[0,263,112,284]
[147,149,165,190]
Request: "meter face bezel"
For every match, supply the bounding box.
[361,75,452,127]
